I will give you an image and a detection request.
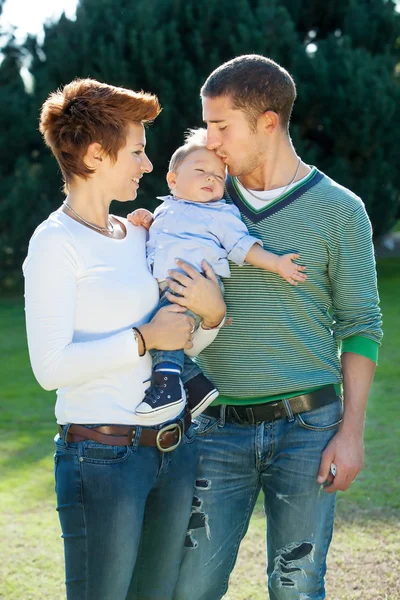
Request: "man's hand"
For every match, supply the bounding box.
[317,352,375,492]
[166,259,226,328]
[317,428,364,492]
[127,208,153,230]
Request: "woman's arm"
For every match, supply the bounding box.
[24,224,194,391]
[23,225,144,390]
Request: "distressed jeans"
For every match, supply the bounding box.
[54,422,197,600]
[173,396,343,600]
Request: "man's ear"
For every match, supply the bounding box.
[83,142,105,169]
[166,171,177,189]
[260,110,279,134]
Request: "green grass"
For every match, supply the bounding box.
[1,260,399,599]
[392,220,400,233]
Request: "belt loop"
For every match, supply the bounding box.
[218,405,226,427]
[245,408,255,425]
[60,423,71,444]
[283,399,295,422]
[132,426,141,451]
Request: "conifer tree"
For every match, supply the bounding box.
[0,0,399,288]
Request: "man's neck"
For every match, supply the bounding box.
[237,141,310,192]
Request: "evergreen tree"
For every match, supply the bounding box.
[0,32,37,288]
[0,0,399,288]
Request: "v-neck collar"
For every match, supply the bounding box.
[225,167,324,223]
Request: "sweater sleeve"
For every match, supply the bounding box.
[328,204,383,363]
[185,315,225,357]
[23,222,141,391]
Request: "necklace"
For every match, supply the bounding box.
[63,201,114,234]
[235,157,302,202]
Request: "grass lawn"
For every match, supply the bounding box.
[0,259,399,599]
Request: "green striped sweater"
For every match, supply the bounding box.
[198,167,383,405]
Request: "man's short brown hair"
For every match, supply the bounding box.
[39,78,161,187]
[168,128,208,173]
[201,54,296,131]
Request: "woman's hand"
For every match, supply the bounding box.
[165,260,226,329]
[127,208,153,230]
[139,304,195,351]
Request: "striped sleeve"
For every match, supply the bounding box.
[328,204,383,362]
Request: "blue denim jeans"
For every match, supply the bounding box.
[173,395,343,600]
[55,422,197,600]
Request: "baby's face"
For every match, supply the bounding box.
[169,148,226,203]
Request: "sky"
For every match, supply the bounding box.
[0,0,79,42]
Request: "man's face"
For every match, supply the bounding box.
[202,95,267,178]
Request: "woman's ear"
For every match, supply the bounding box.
[83,142,105,169]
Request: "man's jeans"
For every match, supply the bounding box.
[174,396,343,600]
[55,423,197,600]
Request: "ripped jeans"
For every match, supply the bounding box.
[173,397,343,600]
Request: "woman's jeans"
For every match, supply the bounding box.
[174,396,343,600]
[54,423,197,600]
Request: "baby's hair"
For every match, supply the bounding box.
[169,128,208,172]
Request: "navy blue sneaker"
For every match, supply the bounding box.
[136,372,186,425]
[184,373,219,418]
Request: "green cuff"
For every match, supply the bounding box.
[341,335,379,363]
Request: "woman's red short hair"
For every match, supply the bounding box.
[39,78,161,187]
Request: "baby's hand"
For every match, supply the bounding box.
[277,254,307,286]
[127,208,154,230]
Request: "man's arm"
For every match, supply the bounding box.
[317,202,382,492]
[317,352,375,492]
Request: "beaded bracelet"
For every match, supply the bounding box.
[132,327,146,356]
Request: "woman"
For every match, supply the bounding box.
[23,78,225,600]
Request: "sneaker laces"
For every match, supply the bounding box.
[143,374,169,405]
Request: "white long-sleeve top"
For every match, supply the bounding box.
[23,209,219,425]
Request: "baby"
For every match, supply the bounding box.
[128,129,306,424]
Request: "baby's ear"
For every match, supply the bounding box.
[166,171,177,189]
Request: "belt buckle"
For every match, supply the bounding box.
[156,423,182,453]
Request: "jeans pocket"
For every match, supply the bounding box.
[80,442,130,464]
[296,398,343,431]
[184,424,197,444]
[193,414,220,436]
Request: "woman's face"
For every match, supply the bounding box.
[103,122,153,202]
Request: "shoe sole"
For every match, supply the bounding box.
[190,389,219,418]
[135,398,186,426]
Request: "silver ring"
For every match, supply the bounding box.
[179,285,184,295]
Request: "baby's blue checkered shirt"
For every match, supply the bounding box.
[147,195,262,279]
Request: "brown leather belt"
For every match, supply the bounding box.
[59,410,191,453]
[204,385,339,424]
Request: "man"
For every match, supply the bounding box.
[171,54,382,599]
